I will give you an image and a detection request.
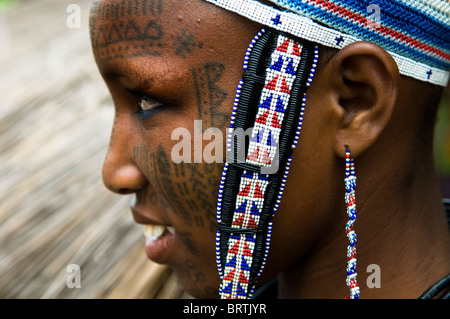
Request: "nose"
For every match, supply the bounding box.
[102,159,148,194]
[102,116,148,194]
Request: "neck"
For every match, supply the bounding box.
[279,150,450,299]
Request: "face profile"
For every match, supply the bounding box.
[90,0,450,299]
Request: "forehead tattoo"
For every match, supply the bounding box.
[90,0,164,62]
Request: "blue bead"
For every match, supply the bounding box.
[270,56,284,71]
[285,58,296,75]
[275,96,286,113]
[226,255,237,267]
[251,202,260,215]
[260,94,272,109]
[241,258,251,271]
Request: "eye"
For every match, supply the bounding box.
[134,94,167,120]
[138,96,164,112]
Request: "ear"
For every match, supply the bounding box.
[317,41,400,158]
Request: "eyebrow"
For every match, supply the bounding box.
[100,63,156,91]
[99,58,187,94]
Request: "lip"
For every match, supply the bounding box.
[130,202,178,264]
[145,229,177,264]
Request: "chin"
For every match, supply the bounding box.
[173,268,221,299]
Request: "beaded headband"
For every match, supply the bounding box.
[216,27,318,298]
[205,0,450,87]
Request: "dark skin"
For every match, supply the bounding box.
[90,0,450,298]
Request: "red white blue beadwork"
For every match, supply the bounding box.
[345,147,359,299]
[204,0,449,87]
[216,29,318,299]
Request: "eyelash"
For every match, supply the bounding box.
[134,94,166,120]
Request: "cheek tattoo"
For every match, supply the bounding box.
[191,62,229,130]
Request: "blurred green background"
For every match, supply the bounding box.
[0,0,15,9]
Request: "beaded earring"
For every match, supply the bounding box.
[344,146,360,299]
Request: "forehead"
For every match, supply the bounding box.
[89,0,165,63]
[89,0,264,89]
[89,0,237,66]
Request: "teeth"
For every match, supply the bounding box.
[143,225,176,239]
[130,196,136,207]
[144,225,165,240]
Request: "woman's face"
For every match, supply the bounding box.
[90,0,266,297]
[90,0,342,298]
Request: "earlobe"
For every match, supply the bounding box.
[322,42,400,158]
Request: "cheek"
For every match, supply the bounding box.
[136,135,223,232]
[159,158,222,236]
[157,160,224,298]
[134,140,225,297]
